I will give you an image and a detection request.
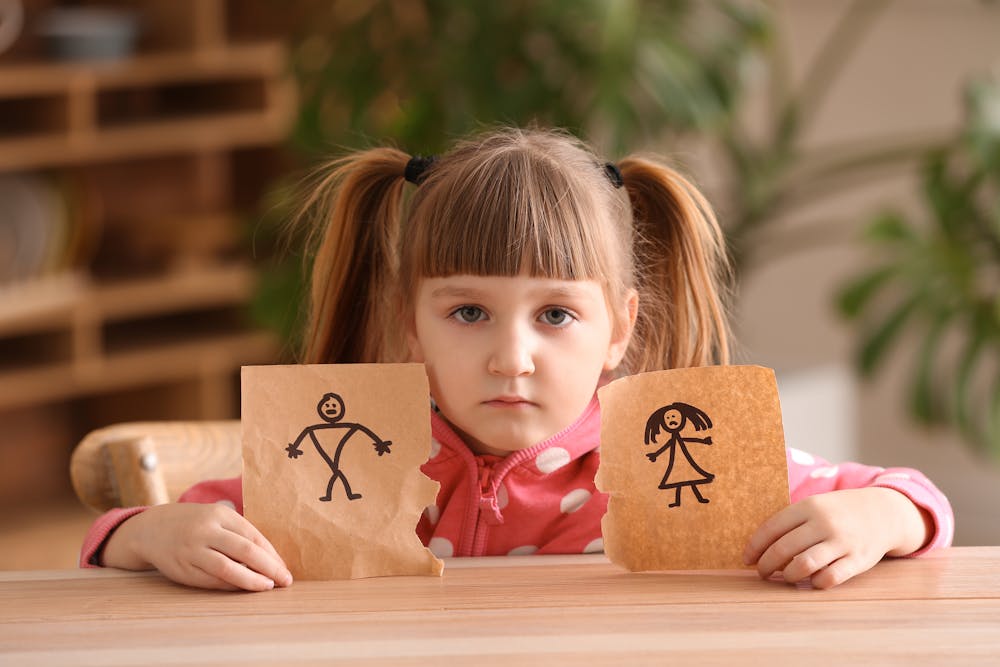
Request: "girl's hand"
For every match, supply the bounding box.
[742,487,932,589]
[101,503,294,592]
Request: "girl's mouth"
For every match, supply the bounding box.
[484,396,535,408]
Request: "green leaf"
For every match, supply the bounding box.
[953,325,989,444]
[249,261,309,352]
[989,372,1000,458]
[909,311,951,424]
[864,212,917,244]
[857,293,922,375]
[837,266,896,318]
[923,151,952,227]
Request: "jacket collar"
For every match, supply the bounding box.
[428,396,601,476]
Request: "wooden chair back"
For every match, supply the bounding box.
[70,421,241,511]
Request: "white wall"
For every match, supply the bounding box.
[734,0,1000,546]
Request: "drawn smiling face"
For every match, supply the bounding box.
[317,393,346,423]
[664,408,684,433]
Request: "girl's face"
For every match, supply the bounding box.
[408,273,636,456]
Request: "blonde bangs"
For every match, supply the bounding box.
[400,132,629,289]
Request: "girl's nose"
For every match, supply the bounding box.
[487,326,535,377]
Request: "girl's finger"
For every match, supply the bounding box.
[158,556,239,592]
[810,553,868,590]
[182,564,241,592]
[753,522,825,580]
[220,513,289,570]
[779,541,844,584]
[210,529,292,588]
[195,548,277,592]
[743,505,809,566]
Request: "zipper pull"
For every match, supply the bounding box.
[476,458,504,525]
[479,494,504,525]
[477,460,491,493]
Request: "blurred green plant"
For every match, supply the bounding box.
[255,0,774,349]
[286,0,768,156]
[838,77,1000,457]
[271,0,948,273]
[251,0,1000,457]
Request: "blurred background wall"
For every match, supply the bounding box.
[738,1,1000,547]
[0,0,997,568]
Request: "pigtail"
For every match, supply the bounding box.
[297,147,409,364]
[618,157,732,371]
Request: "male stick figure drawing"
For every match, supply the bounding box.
[285,392,392,502]
[644,402,714,508]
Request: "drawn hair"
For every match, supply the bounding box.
[317,392,344,415]
[644,402,713,445]
[295,127,731,372]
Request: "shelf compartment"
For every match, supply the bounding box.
[0,263,273,399]
[96,77,267,128]
[0,93,68,140]
[0,329,74,373]
[103,305,252,356]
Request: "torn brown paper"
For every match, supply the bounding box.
[241,363,443,580]
[596,365,789,571]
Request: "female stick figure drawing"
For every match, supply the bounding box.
[644,402,714,508]
[285,392,392,502]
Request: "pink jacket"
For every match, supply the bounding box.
[81,398,954,566]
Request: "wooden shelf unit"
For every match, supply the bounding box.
[0,0,296,507]
[0,264,280,413]
[0,43,295,170]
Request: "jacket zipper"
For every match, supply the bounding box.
[467,457,505,556]
[436,397,600,557]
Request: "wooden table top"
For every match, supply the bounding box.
[2,546,998,666]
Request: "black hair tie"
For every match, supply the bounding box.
[405,155,437,184]
[604,162,624,188]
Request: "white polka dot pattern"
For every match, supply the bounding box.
[810,466,839,479]
[560,489,591,514]
[790,448,815,466]
[428,537,454,558]
[535,447,571,473]
[496,483,509,510]
[583,538,604,554]
[507,545,538,556]
[429,438,442,460]
[215,499,236,510]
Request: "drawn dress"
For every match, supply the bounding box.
[657,432,714,490]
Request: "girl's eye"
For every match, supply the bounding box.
[540,308,573,327]
[453,306,486,323]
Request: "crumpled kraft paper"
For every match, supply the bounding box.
[241,363,443,580]
[595,365,790,571]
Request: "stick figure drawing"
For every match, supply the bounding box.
[644,402,715,508]
[285,392,392,502]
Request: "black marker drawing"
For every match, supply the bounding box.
[644,402,714,508]
[285,392,392,502]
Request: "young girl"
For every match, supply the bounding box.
[80,127,953,591]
